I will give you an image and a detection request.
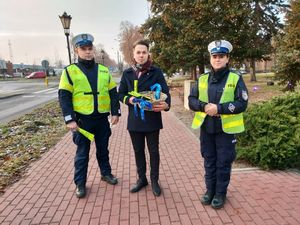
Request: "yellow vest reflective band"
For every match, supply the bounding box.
[59,64,116,115]
[191,72,245,134]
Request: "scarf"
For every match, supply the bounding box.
[132,58,152,78]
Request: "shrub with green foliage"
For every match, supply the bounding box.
[236,93,300,169]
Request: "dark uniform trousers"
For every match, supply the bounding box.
[129,130,160,182]
[72,116,112,186]
[200,129,236,196]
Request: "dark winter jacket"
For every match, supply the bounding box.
[118,65,171,132]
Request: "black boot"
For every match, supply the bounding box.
[75,184,86,198]
[101,174,118,185]
[211,195,226,209]
[200,191,214,205]
[130,178,148,193]
[151,181,161,196]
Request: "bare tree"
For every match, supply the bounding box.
[118,21,144,64]
[94,44,117,68]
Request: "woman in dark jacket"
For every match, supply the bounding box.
[118,40,171,196]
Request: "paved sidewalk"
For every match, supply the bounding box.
[0,104,300,225]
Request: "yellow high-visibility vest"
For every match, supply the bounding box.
[191,72,245,134]
[59,64,116,115]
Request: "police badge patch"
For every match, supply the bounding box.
[228,103,235,112]
[82,34,88,40]
[242,90,248,101]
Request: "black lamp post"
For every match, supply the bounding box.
[59,12,72,64]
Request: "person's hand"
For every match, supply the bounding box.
[205,103,218,116]
[110,116,119,125]
[129,97,136,105]
[66,121,78,132]
[152,101,169,112]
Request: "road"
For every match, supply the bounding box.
[0,80,59,124]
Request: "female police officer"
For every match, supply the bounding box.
[58,33,120,198]
[188,40,248,209]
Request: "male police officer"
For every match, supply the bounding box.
[58,33,120,198]
[188,40,248,209]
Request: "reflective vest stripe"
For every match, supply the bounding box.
[191,74,209,129]
[58,70,74,92]
[123,96,128,104]
[191,72,245,134]
[191,111,206,129]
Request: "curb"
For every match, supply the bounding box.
[0,93,24,100]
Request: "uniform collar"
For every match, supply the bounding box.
[78,57,95,69]
[210,67,229,82]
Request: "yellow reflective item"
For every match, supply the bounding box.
[78,128,94,141]
[128,91,151,100]
[134,80,138,92]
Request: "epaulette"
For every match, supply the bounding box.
[229,69,242,76]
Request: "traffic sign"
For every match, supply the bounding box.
[41,60,49,68]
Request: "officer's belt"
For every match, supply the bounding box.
[84,92,99,95]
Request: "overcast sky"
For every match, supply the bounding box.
[0,0,149,65]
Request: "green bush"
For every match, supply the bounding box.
[236,93,300,169]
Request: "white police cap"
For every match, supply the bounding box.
[208,40,233,54]
[72,33,94,48]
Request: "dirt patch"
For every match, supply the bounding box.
[0,101,67,195]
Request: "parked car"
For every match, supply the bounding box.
[25,71,46,79]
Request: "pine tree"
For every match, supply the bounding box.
[142,0,287,80]
[274,0,300,91]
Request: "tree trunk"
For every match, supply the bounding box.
[250,59,257,82]
[198,54,205,76]
[191,67,197,80]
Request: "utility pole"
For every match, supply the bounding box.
[8,40,13,62]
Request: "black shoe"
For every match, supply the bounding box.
[151,181,161,196]
[200,191,214,205]
[211,195,226,209]
[101,174,118,185]
[130,179,148,193]
[75,185,86,198]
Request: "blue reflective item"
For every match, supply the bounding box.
[132,98,152,121]
[134,104,139,118]
[132,98,139,118]
[150,83,162,100]
[140,105,145,121]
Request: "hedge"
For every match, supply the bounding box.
[236,92,300,169]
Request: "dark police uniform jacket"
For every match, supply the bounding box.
[118,65,171,132]
[188,68,248,134]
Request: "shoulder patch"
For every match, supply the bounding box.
[228,103,235,112]
[242,90,248,100]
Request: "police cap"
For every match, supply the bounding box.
[208,40,233,55]
[72,33,94,48]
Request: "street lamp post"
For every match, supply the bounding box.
[59,12,72,64]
